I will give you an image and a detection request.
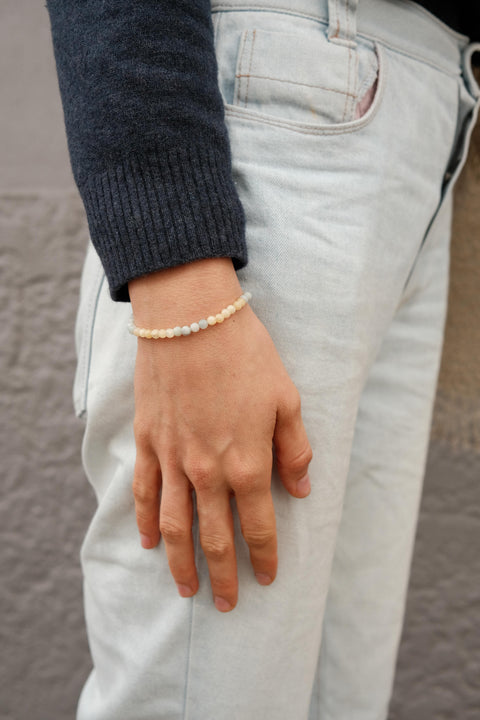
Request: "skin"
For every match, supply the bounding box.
[128,256,313,612]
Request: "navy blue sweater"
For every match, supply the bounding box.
[45,1,479,302]
[46,0,248,302]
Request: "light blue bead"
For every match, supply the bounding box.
[173,326,182,336]
[181,326,191,335]
[190,323,200,333]
[198,319,208,330]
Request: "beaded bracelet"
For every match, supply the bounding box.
[127,290,252,339]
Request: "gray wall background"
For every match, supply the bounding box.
[1,1,479,718]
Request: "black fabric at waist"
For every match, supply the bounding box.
[413,0,480,42]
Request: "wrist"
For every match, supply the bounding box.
[128,257,243,327]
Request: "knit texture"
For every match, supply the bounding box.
[46,0,248,302]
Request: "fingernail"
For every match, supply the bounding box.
[214,596,232,612]
[255,573,272,586]
[296,472,311,495]
[140,533,153,548]
[177,583,194,598]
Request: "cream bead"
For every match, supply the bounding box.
[127,290,252,338]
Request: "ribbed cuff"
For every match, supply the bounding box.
[78,141,248,302]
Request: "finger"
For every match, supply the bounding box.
[273,389,313,498]
[159,472,198,598]
[196,489,238,612]
[132,450,162,549]
[236,486,277,586]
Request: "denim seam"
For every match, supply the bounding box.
[213,7,221,45]
[356,57,378,102]
[235,72,356,97]
[211,1,468,43]
[78,269,105,419]
[211,5,465,78]
[235,29,249,105]
[343,0,352,121]
[246,29,256,106]
[182,493,200,720]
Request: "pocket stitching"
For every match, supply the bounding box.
[235,71,357,98]
[225,41,387,135]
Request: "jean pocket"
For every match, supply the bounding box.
[73,240,106,420]
[213,9,385,134]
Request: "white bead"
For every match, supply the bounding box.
[227,304,236,314]
[173,326,182,336]
[181,325,191,336]
[166,328,174,338]
[198,319,208,329]
[190,322,200,333]
[152,330,160,339]
[221,308,230,319]
[244,291,252,301]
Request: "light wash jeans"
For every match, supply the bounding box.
[73,1,480,718]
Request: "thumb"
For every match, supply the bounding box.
[273,389,313,498]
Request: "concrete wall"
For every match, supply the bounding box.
[1,1,478,717]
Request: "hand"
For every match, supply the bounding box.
[129,258,312,612]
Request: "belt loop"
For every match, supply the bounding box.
[327,0,358,47]
[462,43,480,99]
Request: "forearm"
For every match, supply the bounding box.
[128,257,243,328]
[46,0,248,302]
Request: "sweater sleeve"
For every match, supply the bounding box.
[45,0,248,302]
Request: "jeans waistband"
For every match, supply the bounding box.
[210,0,474,80]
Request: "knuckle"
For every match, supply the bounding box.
[230,463,264,494]
[184,458,217,492]
[135,507,154,526]
[287,387,302,416]
[132,478,158,504]
[276,442,313,475]
[159,517,188,544]
[200,535,232,561]
[290,444,313,474]
[243,525,275,549]
[133,417,151,448]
